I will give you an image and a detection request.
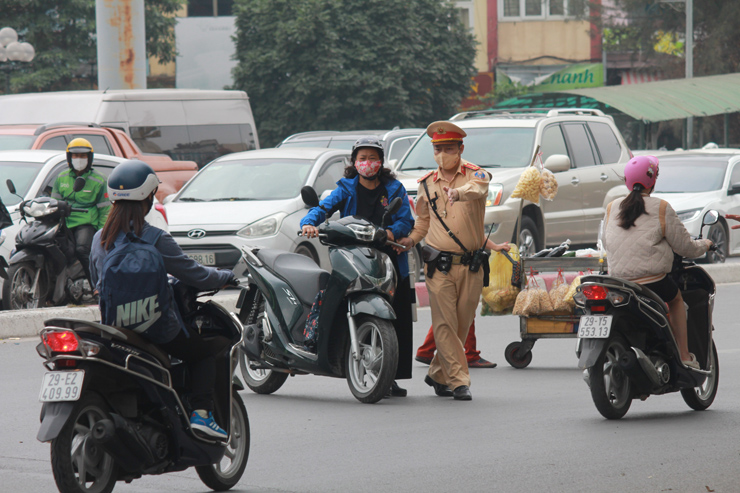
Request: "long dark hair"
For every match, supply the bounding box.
[100,200,148,250]
[343,163,396,181]
[617,184,648,229]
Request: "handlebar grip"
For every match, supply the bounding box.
[297,230,303,236]
[227,276,240,287]
[709,244,718,252]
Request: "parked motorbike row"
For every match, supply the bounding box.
[24,180,722,492]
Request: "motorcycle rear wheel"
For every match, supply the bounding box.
[2,261,48,310]
[345,315,398,404]
[681,340,720,411]
[196,392,250,491]
[589,336,632,420]
[50,393,118,493]
[239,351,288,394]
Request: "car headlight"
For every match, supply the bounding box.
[24,201,57,218]
[486,184,504,207]
[677,208,703,223]
[237,212,287,239]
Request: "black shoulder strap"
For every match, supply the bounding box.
[422,179,469,253]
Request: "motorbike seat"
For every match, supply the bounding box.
[45,318,171,368]
[256,249,330,305]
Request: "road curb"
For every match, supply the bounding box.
[2,263,739,339]
[0,294,241,340]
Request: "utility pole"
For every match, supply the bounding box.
[96,0,147,90]
[658,0,693,147]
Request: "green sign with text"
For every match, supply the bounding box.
[532,63,604,92]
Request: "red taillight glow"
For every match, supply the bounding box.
[155,203,168,224]
[582,285,608,300]
[408,196,416,215]
[45,331,79,353]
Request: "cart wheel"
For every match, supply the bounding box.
[505,341,532,369]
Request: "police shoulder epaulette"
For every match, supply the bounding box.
[417,171,434,183]
[462,162,481,171]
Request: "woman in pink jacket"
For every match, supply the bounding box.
[603,155,712,369]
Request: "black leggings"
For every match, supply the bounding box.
[160,328,224,411]
[70,224,96,283]
[392,276,414,380]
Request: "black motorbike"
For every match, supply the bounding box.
[238,186,401,404]
[575,210,720,419]
[3,178,93,310]
[36,280,250,493]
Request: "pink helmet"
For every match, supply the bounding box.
[624,155,659,191]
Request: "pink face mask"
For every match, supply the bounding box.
[355,160,382,178]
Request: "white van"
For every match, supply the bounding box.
[0,89,259,167]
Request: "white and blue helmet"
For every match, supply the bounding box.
[107,160,161,202]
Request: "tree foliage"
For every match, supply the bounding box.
[231,0,477,147]
[0,0,183,94]
[607,1,740,78]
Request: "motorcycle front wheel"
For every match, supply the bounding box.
[239,351,288,394]
[2,261,47,310]
[196,392,250,491]
[50,393,118,493]
[588,335,632,420]
[681,340,720,411]
[345,315,398,404]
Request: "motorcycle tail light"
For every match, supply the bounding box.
[582,285,608,300]
[155,203,168,224]
[56,359,78,368]
[44,330,80,353]
[590,305,606,312]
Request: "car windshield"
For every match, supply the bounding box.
[0,135,36,151]
[0,161,44,206]
[177,158,314,201]
[653,158,728,193]
[397,127,536,171]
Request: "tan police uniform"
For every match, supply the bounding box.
[407,121,490,391]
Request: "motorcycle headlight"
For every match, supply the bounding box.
[237,212,287,239]
[347,223,376,242]
[677,208,702,223]
[486,183,504,207]
[24,201,58,218]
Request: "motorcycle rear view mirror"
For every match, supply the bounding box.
[300,186,320,208]
[380,196,403,228]
[702,210,719,226]
[6,179,16,195]
[73,177,86,193]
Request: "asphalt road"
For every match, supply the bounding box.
[2,286,740,493]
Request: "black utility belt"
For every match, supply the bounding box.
[421,245,489,283]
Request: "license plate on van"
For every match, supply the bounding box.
[577,316,613,338]
[39,371,85,402]
[187,252,216,265]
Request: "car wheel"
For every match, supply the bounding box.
[706,223,727,263]
[516,216,541,258]
[295,244,319,265]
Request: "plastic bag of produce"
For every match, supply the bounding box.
[564,275,582,308]
[511,166,542,203]
[549,270,571,311]
[481,245,521,315]
[540,168,558,201]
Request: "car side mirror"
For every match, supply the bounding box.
[73,177,86,193]
[702,210,719,226]
[543,154,571,173]
[728,184,740,196]
[388,159,399,170]
[381,197,403,228]
[300,186,320,208]
[6,179,16,195]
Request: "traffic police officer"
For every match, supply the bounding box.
[396,121,490,401]
[51,138,111,285]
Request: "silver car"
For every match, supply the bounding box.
[164,147,351,278]
[394,108,632,256]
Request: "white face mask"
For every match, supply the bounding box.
[71,158,87,171]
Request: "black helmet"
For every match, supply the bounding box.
[107,160,160,202]
[351,137,384,163]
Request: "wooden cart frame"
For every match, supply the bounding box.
[504,256,606,369]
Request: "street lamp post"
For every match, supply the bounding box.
[0,27,36,94]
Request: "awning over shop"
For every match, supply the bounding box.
[559,73,740,122]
